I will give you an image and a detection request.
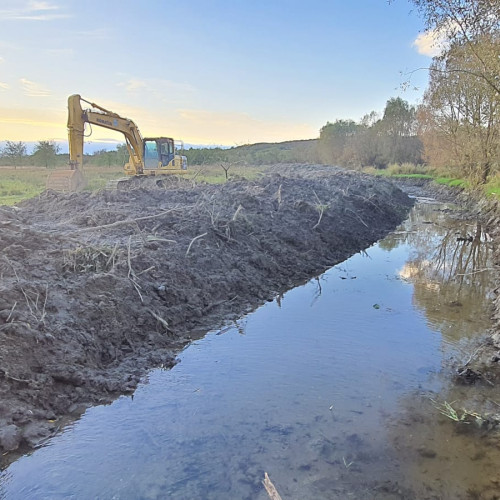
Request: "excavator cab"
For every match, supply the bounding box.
[143,138,175,169]
[142,137,187,174]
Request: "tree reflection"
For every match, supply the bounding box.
[396,205,494,341]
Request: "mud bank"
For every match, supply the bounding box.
[477,197,500,375]
[0,166,413,455]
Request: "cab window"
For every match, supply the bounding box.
[144,141,158,159]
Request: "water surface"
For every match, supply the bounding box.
[1,199,498,499]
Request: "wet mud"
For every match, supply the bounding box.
[0,165,414,455]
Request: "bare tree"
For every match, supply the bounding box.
[409,0,500,94]
[418,40,499,183]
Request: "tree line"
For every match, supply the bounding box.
[0,141,64,169]
[0,141,129,169]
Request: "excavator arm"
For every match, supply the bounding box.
[67,94,145,175]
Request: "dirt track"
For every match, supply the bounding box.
[0,165,416,455]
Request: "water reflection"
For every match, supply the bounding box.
[0,200,497,500]
[385,203,494,341]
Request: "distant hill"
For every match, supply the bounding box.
[184,139,320,165]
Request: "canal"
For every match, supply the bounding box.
[1,197,498,499]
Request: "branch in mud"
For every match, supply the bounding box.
[147,309,173,334]
[185,232,208,256]
[70,205,186,234]
[313,191,329,230]
[345,208,368,227]
[127,236,144,303]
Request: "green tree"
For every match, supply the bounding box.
[318,119,359,166]
[379,97,422,165]
[116,144,129,165]
[351,119,386,168]
[32,140,60,168]
[1,141,27,169]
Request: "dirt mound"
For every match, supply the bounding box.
[0,165,413,456]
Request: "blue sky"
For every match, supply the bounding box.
[0,0,434,149]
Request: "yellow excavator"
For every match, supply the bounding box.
[46,94,187,191]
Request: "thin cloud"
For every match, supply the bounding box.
[0,107,66,140]
[121,79,148,92]
[45,48,74,57]
[20,78,51,97]
[0,116,58,127]
[0,1,70,21]
[28,1,58,10]
[73,28,110,40]
[118,77,196,96]
[0,82,9,90]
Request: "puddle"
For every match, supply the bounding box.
[1,199,498,499]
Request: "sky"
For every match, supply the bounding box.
[0,0,437,151]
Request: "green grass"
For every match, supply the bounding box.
[0,163,270,206]
[385,162,429,176]
[185,164,268,184]
[0,168,47,205]
[2,162,498,205]
[485,175,500,199]
[434,177,467,187]
[0,165,126,205]
[366,164,500,200]
[392,173,434,179]
[81,165,126,191]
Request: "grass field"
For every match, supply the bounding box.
[0,164,268,206]
[362,165,500,200]
[1,163,498,206]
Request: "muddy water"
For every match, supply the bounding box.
[1,199,498,500]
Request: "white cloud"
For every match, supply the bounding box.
[20,78,51,97]
[0,1,70,21]
[413,25,453,58]
[0,82,9,90]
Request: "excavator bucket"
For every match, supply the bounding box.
[46,169,86,192]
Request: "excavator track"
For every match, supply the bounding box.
[105,177,132,190]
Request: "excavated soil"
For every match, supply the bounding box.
[0,165,415,456]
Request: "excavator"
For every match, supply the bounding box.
[46,94,187,191]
